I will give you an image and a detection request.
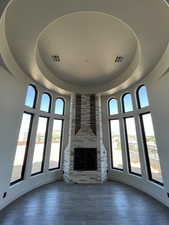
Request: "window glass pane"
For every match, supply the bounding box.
[110,120,123,169]
[138,86,149,108]
[49,120,63,169]
[11,113,32,183]
[125,117,141,175]
[25,85,36,108]
[141,113,163,183]
[31,117,48,175]
[123,93,133,112]
[40,93,51,112]
[55,98,64,115]
[109,99,118,115]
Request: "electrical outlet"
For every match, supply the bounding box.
[3,192,7,198]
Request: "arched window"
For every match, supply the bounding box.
[108,98,118,115]
[137,85,149,108]
[55,98,65,115]
[25,85,37,108]
[40,93,51,112]
[122,93,133,113]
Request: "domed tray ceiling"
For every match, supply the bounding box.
[38,12,137,87]
[1,0,169,94]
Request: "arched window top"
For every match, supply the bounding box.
[25,85,37,108]
[55,98,65,115]
[137,85,149,108]
[40,93,51,112]
[108,98,118,115]
[122,93,133,113]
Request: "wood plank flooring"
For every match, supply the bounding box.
[0,182,169,225]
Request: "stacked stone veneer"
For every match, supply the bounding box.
[63,94,108,183]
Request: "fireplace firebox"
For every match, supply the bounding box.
[74,148,97,171]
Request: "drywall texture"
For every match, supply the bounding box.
[63,94,108,183]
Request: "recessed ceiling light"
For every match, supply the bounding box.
[51,55,60,62]
[115,56,124,63]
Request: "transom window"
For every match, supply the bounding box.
[25,85,37,108]
[137,85,149,108]
[122,93,133,112]
[55,98,65,115]
[40,93,51,112]
[108,98,118,115]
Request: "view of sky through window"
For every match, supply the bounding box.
[25,85,36,108]
[40,93,51,112]
[109,98,118,115]
[138,86,149,108]
[123,93,133,112]
[55,98,64,115]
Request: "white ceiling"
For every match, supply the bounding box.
[0,0,169,94]
[38,12,137,87]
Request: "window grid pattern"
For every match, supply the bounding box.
[108,85,163,185]
[10,84,65,185]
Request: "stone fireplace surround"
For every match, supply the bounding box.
[63,94,108,183]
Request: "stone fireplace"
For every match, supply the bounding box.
[63,94,108,183]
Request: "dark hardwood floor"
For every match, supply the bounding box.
[0,182,169,225]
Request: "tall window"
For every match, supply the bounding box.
[49,119,63,170]
[140,113,163,184]
[25,85,37,108]
[122,93,133,112]
[10,113,32,184]
[55,98,65,115]
[31,117,48,175]
[110,119,123,169]
[137,85,149,108]
[11,84,65,185]
[124,117,141,175]
[109,98,118,115]
[40,93,51,112]
[107,84,163,185]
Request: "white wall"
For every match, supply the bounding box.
[0,66,69,210]
[101,70,169,208]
